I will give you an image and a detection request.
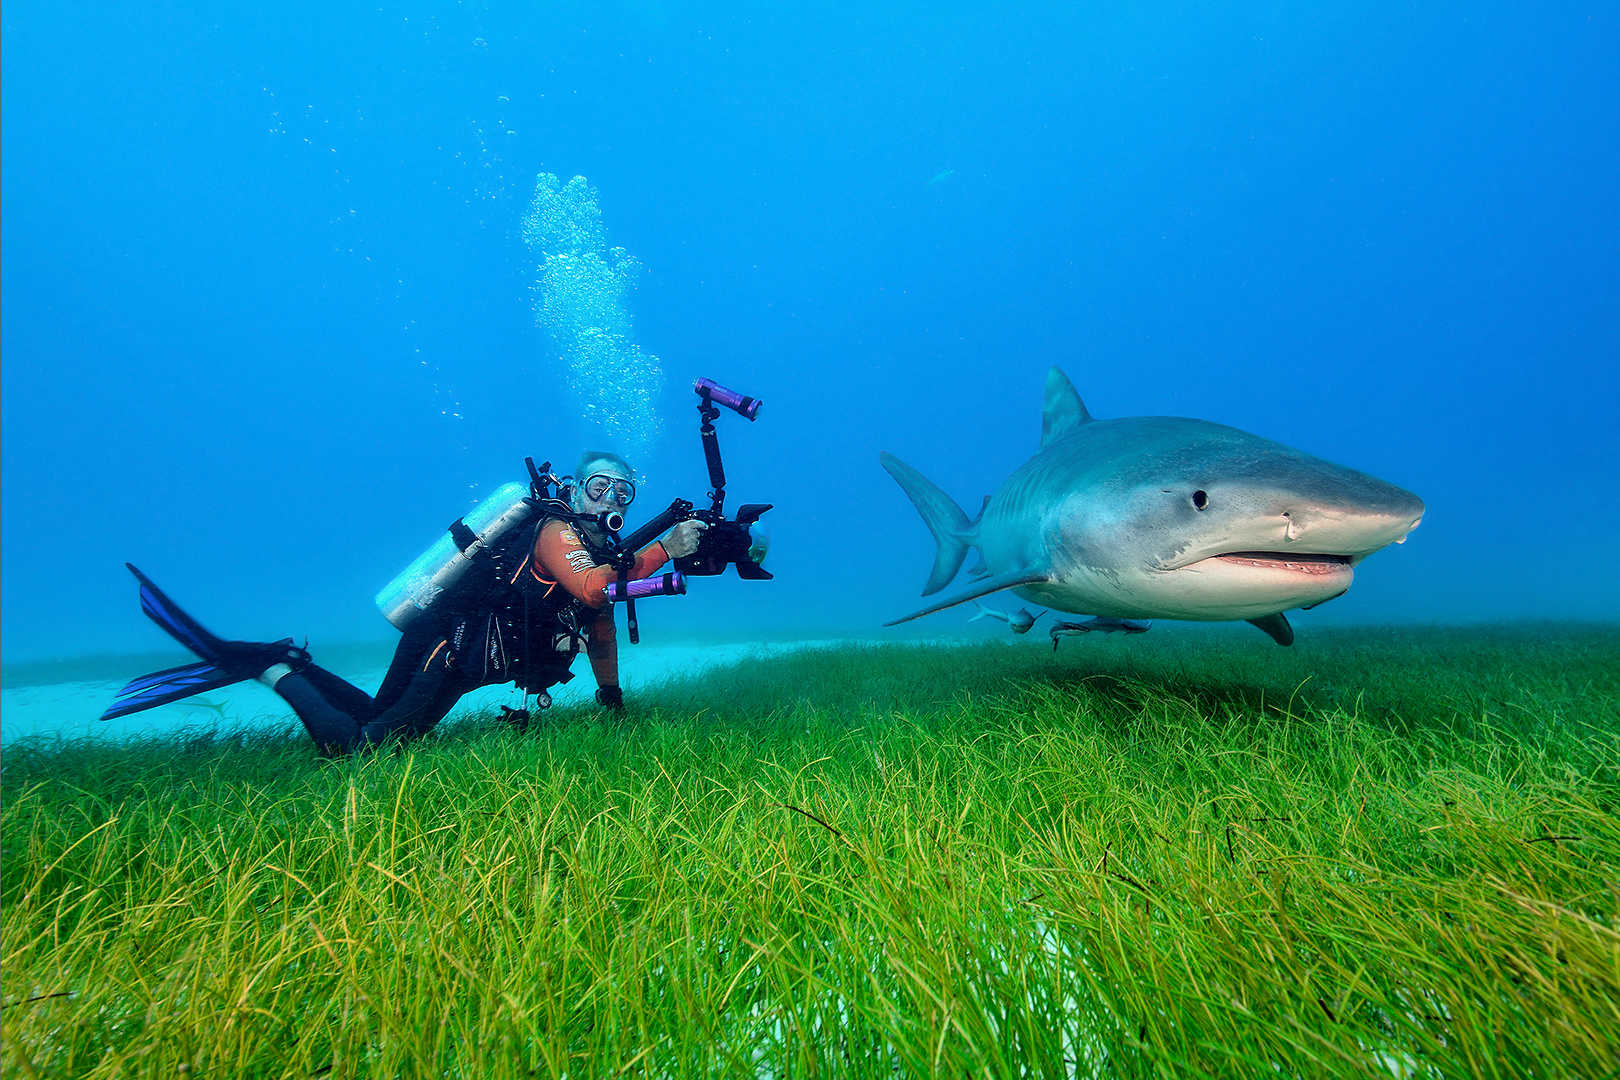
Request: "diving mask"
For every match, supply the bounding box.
[582,473,637,505]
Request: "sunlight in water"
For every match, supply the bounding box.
[521,173,664,464]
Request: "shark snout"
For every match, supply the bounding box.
[1155,485,1424,572]
[1279,486,1424,558]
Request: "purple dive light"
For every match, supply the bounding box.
[694,378,761,421]
[602,572,688,603]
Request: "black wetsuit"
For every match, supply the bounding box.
[271,620,486,754]
[268,514,666,755]
[272,605,583,757]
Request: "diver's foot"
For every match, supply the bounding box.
[221,637,312,680]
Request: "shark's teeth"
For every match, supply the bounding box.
[1213,552,1351,575]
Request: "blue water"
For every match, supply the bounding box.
[3,3,1617,667]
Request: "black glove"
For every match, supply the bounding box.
[595,685,624,710]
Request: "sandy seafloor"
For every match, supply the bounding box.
[1,639,843,747]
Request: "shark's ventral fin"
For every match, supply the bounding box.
[884,569,1051,626]
[1247,612,1295,647]
[1041,367,1094,447]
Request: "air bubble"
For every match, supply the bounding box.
[522,174,664,461]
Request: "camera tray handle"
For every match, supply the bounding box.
[697,390,726,517]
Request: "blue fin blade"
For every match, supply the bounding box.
[116,659,221,695]
[100,661,246,721]
[126,563,227,663]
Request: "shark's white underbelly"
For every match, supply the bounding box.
[1003,560,1356,621]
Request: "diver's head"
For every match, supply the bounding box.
[571,450,637,518]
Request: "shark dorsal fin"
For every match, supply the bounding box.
[1041,367,1093,447]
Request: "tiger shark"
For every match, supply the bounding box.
[882,367,1424,645]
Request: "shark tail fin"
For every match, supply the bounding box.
[880,451,973,595]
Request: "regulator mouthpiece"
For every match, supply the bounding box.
[694,378,761,421]
[603,572,687,603]
[594,510,626,534]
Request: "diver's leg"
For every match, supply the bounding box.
[263,619,486,753]
[367,621,450,719]
[259,667,363,756]
[261,660,467,757]
[297,666,376,718]
[258,628,441,754]
[353,666,475,749]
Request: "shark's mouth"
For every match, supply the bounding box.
[1211,552,1351,575]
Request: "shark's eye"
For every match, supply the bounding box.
[1192,490,1209,511]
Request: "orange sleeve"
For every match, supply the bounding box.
[533,519,671,609]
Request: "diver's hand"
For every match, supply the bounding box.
[662,519,709,559]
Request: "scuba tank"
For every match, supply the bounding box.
[375,481,538,630]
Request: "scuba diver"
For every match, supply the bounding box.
[105,451,708,755]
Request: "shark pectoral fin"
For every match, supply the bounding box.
[1247,613,1295,647]
[883,570,1051,627]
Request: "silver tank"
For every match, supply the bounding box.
[375,481,537,630]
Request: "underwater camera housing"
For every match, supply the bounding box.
[676,505,772,579]
[614,378,774,581]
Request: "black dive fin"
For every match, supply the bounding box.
[100,661,247,721]
[107,565,310,720]
[128,563,230,663]
[1247,613,1294,646]
[125,563,307,675]
[884,569,1051,627]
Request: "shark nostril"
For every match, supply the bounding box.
[1192,490,1209,511]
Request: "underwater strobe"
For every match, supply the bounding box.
[614,377,773,581]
